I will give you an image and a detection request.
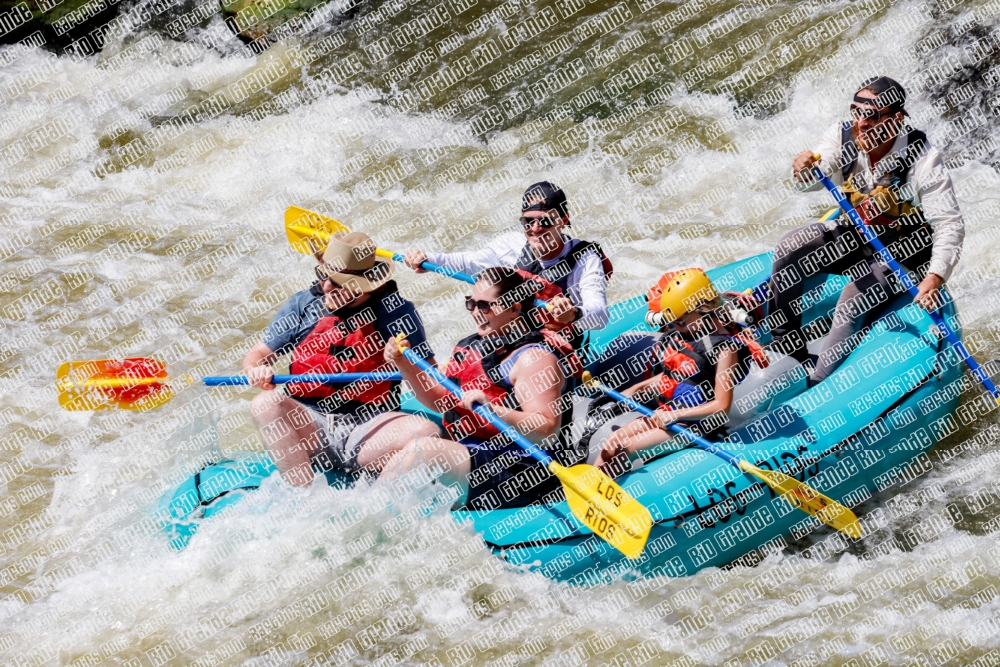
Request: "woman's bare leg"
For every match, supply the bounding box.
[380,436,472,506]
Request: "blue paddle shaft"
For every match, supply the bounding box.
[390,252,476,285]
[203,372,402,386]
[814,169,1000,400]
[398,346,554,467]
[391,253,549,309]
[593,381,743,469]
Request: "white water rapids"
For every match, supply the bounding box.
[2,0,1000,664]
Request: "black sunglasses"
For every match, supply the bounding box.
[519,216,559,230]
[850,104,896,122]
[315,266,363,284]
[465,297,503,312]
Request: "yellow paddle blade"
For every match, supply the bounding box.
[819,207,841,222]
[554,462,653,560]
[739,461,862,539]
[56,358,174,411]
[284,206,349,255]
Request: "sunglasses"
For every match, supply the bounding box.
[314,267,362,287]
[465,297,503,312]
[316,263,385,282]
[520,216,559,230]
[850,104,896,122]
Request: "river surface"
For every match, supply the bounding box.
[2,0,1000,664]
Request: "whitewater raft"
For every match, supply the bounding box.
[157,251,964,580]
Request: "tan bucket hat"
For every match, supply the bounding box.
[318,231,394,293]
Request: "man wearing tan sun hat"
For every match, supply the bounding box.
[241,231,439,487]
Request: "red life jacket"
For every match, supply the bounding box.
[655,332,758,406]
[287,311,394,405]
[732,329,769,369]
[441,330,551,442]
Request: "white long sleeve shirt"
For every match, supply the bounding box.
[801,122,965,281]
[426,232,610,330]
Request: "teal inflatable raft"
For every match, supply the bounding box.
[157,252,964,580]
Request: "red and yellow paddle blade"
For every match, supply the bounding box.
[285,206,349,255]
[557,462,653,560]
[739,460,862,539]
[57,358,173,411]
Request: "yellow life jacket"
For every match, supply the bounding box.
[838,122,928,227]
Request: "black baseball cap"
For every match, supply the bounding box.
[522,181,569,223]
[856,76,906,114]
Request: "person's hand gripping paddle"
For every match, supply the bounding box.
[581,372,863,539]
[394,335,652,559]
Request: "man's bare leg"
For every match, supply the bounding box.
[250,391,321,487]
[251,389,451,486]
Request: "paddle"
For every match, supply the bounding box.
[57,357,402,411]
[811,159,1000,404]
[285,206,477,285]
[820,207,842,223]
[203,372,402,386]
[285,206,554,309]
[57,358,175,411]
[394,336,653,559]
[580,371,863,539]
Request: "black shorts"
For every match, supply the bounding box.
[462,437,562,511]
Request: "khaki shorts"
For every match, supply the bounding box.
[309,411,380,474]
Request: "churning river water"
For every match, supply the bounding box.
[3,0,1000,664]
